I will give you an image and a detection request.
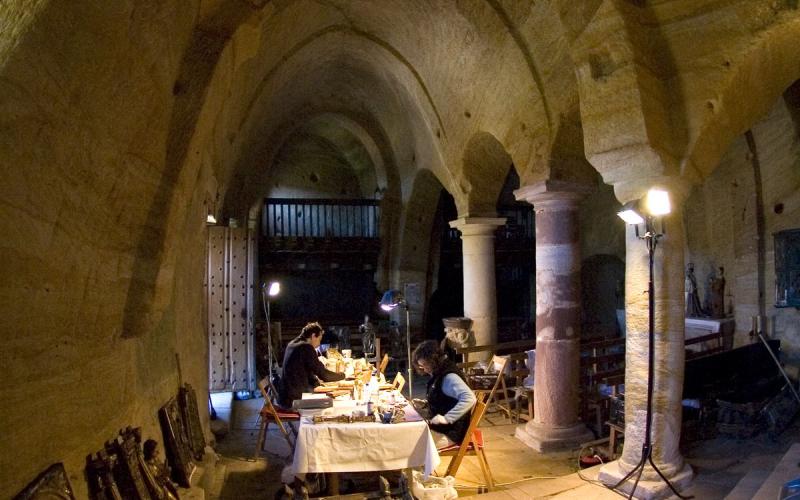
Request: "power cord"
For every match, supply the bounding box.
[575,443,627,497]
[452,474,560,490]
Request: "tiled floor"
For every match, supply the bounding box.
[205,390,800,499]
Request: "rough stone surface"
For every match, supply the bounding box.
[0,1,798,497]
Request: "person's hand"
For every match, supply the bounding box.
[430,414,448,425]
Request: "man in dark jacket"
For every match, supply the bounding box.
[277,322,345,408]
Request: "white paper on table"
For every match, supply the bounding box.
[302,393,329,400]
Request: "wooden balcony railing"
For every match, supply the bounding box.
[262,198,381,240]
[444,205,534,251]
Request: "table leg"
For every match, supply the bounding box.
[404,467,414,491]
[527,389,534,421]
[326,472,339,496]
[608,425,618,459]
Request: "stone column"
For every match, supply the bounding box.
[448,217,506,352]
[598,183,693,499]
[514,181,594,452]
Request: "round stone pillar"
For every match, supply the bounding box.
[598,182,693,499]
[448,217,506,354]
[513,182,594,452]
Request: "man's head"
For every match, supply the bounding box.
[301,322,324,348]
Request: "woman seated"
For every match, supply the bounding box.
[412,340,477,448]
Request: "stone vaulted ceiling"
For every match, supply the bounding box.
[1,1,799,496]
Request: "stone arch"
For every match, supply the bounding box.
[120,2,264,337]
[397,169,448,273]
[245,111,391,208]
[573,0,687,193]
[457,132,512,217]
[393,169,448,329]
[518,106,598,187]
[219,32,447,222]
[684,15,800,180]
[237,24,447,141]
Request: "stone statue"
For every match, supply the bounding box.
[709,266,726,319]
[685,263,704,317]
[441,317,475,362]
[359,314,376,358]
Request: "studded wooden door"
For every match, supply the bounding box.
[207,226,257,393]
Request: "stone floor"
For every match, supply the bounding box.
[205,389,800,499]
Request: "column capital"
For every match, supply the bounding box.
[514,180,593,208]
[449,217,507,236]
[612,176,693,206]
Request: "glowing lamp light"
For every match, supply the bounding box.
[380,290,405,311]
[645,189,671,216]
[268,281,280,297]
[617,188,671,225]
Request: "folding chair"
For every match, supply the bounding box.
[506,352,534,422]
[392,372,406,393]
[378,353,390,374]
[472,355,510,418]
[437,393,494,489]
[254,377,300,458]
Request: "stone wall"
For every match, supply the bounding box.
[0,2,211,497]
[1,1,798,496]
[685,87,800,361]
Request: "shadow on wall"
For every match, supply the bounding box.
[581,254,625,339]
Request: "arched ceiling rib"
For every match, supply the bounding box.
[210,0,569,218]
[238,24,448,141]
[220,34,449,217]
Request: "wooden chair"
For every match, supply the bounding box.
[471,355,510,418]
[365,337,382,365]
[437,393,494,489]
[392,372,406,393]
[378,353,390,374]
[254,377,300,458]
[506,352,534,422]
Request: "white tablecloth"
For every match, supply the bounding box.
[291,401,440,475]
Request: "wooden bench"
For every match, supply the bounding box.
[580,326,733,440]
[454,340,535,421]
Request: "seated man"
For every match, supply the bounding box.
[277,322,345,408]
[412,340,476,448]
[318,329,340,356]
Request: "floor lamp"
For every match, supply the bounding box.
[615,189,691,500]
[260,281,281,379]
[380,289,413,399]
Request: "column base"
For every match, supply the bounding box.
[598,459,693,500]
[515,421,594,453]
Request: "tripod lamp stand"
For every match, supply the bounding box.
[614,189,691,500]
[260,281,281,378]
[380,289,413,399]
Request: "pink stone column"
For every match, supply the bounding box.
[448,217,506,353]
[598,182,693,499]
[513,182,594,452]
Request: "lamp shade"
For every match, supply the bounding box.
[617,200,645,225]
[380,290,406,311]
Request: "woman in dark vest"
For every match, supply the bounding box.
[412,340,476,448]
